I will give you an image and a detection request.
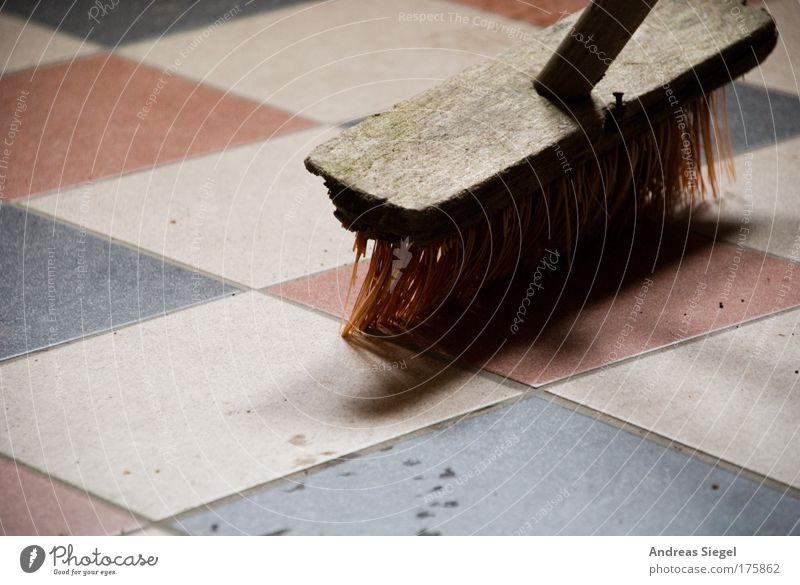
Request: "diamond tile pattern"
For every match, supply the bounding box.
[0,53,314,200]
[1,0,799,536]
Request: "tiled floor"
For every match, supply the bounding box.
[0,13,100,74]
[176,394,800,535]
[450,0,588,27]
[0,53,314,200]
[2,0,800,536]
[1,291,520,519]
[27,126,355,288]
[0,205,233,360]
[0,456,140,536]
[743,0,800,95]
[272,224,800,387]
[117,0,537,124]
[1,0,309,47]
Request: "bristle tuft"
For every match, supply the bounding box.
[340,90,732,337]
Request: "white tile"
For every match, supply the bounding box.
[0,14,99,74]
[117,0,538,123]
[0,292,520,519]
[549,309,800,488]
[695,135,800,260]
[27,126,357,288]
[742,0,800,95]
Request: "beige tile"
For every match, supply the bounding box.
[0,292,520,519]
[0,14,99,74]
[742,0,800,95]
[125,526,180,536]
[696,135,800,260]
[117,0,539,123]
[549,308,800,488]
[27,126,356,288]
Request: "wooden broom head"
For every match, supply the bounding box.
[341,89,732,336]
[304,0,777,335]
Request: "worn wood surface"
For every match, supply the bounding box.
[305,0,776,245]
[534,0,657,100]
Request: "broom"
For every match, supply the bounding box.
[304,0,777,337]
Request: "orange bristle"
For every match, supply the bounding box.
[341,89,733,337]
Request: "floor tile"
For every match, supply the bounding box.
[449,0,588,27]
[28,126,356,289]
[118,0,538,124]
[450,0,796,80]
[0,53,315,201]
[0,291,520,519]
[1,0,306,47]
[726,82,800,154]
[743,0,800,95]
[175,392,800,535]
[696,134,800,261]
[546,308,800,490]
[272,222,800,387]
[0,205,233,362]
[0,13,100,74]
[125,526,180,536]
[0,456,140,535]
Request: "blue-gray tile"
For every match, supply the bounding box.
[727,81,800,153]
[0,205,235,361]
[174,392,800,535]
[1,0,306,47]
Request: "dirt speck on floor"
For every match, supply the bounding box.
[289,434,307,446]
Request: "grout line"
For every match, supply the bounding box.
[258,263,356,295]
[111,51,324,127]
[0,292,238,366]
[15,123,322,207]
[107,50,379,128]
[158,308,800,527]
[532,303,800,391]
[692,222,800,266]
[259,285,473,375]
[120,524,186,536]
[257,286,337,315]
[478,370,800,500]
[4,4,799,534]
[0,451,155,531]
[256,289,800,497]
[449,353,800,500]
[257,286,465,368]
[108,50,338,126]
[8,272,794,527]
[161,370,800,528]
[0,47,105,78]
[11,201,253,291]
[8,50,326,205]
[260,262,800,406]
[161,396,519,528]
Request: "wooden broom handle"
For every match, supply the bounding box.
[534,0,658,101]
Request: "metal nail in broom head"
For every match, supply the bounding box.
[305,0,777,337]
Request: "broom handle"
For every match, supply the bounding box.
[534,0,658,101]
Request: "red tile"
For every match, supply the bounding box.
[451,0,588,27]
[0,457,140,535]
[0,54,316,200]
[270,221,800,387]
